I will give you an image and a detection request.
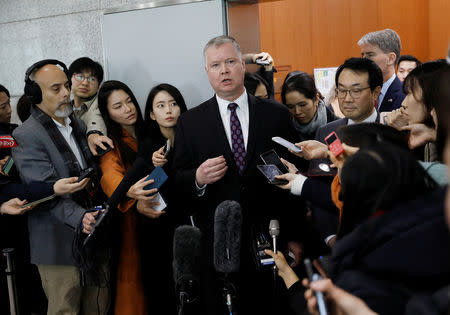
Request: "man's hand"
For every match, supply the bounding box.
[53,177,89,195]
[0,198,32,215]
[293,140,328,160]
[401,123,436,149]
[0,155,10,176]
[136,199,165,219]
[127,176,158,201]
[81,210,99,234]
[303,278,378,315]
[195,156,228,187]
[87,133,114,156]
[327,143,359,172]
[152,146,168,167]
[274,173,297,190]
[384,108,409,130]
[280,158,298,174]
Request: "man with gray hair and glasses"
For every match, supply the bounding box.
[358,28,405,112]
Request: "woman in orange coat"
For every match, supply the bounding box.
[97,80,160,314]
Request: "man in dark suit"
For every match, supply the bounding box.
[173,36,305,314]
[301,58,383,247]
[358,28,405,112]
[315,57,383,144]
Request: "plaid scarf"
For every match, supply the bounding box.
[31,106,96,208]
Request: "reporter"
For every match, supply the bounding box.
[138,83,188,314]
[97,80,149,314]
[303,278,377,315]
[385,60,448,161]
[0,198,31,215]
[281,72,337,141]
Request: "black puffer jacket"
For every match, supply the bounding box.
[331,187,450,315]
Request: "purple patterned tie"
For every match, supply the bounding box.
[228,103,246,174]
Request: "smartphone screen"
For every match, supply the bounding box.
[260,149,288,173]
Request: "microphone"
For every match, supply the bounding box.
[214,200,242,314]
[106,156,152,209]
[82,157,152,247]
[173,225,202,311]
[269,219,280,254]
[0,136,17,148]
[213,200,242,273]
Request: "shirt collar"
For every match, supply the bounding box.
[348,109,377,125]
[73,95,97,111]
[216,90,248,113]
[381,73,396,96]
[52,116,71,128]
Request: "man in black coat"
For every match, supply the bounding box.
[173,35,306,315]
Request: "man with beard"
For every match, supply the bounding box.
[12,60,109,314]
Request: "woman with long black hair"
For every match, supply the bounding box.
[97,80,157,315]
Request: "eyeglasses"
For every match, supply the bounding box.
[74,74,97,83]
[335,86,371,99]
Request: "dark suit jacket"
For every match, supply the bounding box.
[379,76,405,113]
[173,94,303,243]
[173,94,307,313]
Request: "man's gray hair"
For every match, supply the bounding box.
[358,29,402,65]
[203,35,242,62]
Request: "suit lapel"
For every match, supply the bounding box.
[244,94,258,171]
[382,76,401,108]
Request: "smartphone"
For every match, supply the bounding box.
[272,137,302,153]
[256,58,270,66]
[143,166,168,191]
[2,156,14,175]
[164,139,171,158]
[77,167,94,182]
[257,164,288,185]
[95,143,112,157]
[260,149,288,173]
[21,194,56,208]
[324,131,344,157]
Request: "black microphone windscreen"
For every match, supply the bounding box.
[106,157,152,209]
[172,225,202,283]
[213,200,242,273]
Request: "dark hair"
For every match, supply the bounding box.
[16,94,32,122]
[140,84,188,160]
[244,73,272,98]
[281,71,321,104]
[429,64,450,159]
[398,55,421,67]
[0,84,10,98]
[403,60,448,128]
[335,58,383,91]
[336,123,409,150]
[97,80,144,167]
[338,143,437,238]
[69,57,104,83]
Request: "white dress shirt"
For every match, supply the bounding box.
[348,108,378,125]
[216,90,250,150]
[52,117,86,169]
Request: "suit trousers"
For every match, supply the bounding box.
[37,264,110,315]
